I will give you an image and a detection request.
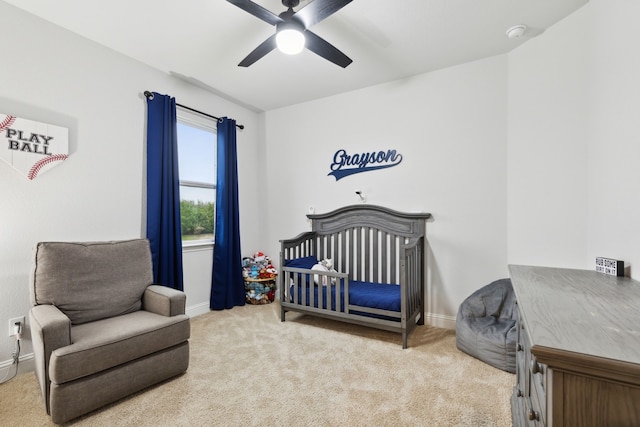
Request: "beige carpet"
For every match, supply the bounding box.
[0,302,514,426]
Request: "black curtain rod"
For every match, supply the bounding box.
[144,91,244,130]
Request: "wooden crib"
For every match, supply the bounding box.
[278,205,431,348]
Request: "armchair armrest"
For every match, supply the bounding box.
[143,285,186,317]
[29,304,71,413]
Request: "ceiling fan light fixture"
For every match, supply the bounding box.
[276,28,305,55]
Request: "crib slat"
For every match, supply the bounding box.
[364,226,371,282]
[342,274,348,313]
[310,270,316,309]
[324,234,329,259]
[372,228,379,283]
[351,227,363,280]
[345,228,358,279]
[292,268,298,305]
[339,230,346,274]
[380,231,388,284]
[352,227,358,281]
[390,236,397,284]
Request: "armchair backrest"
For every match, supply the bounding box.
[30,239,154,325]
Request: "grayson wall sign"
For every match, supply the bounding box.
[328,148,403,181]
[0,113,69,180]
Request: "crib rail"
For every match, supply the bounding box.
[282,267,350,312]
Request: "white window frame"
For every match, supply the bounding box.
[177,107,217,248]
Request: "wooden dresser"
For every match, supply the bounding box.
[509,265,640,426]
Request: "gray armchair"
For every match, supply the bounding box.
[29,239,190,424]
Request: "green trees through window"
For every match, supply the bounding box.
[180,200,215,240]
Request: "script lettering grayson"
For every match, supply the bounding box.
[328,148,403,181]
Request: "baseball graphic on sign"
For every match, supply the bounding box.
[0,113,69,180]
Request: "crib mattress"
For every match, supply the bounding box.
[289,280,401,319]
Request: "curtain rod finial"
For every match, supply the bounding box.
[144,91,154,100]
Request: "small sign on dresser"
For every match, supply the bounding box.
[595,257,624,276]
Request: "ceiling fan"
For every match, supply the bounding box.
[227,0,353,68]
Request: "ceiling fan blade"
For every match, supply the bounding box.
[238,34,277,67]
[226,0,283,26]
[304,30,352,68]
[294,0,353,29]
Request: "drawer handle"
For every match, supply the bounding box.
[528,409,539,421]
[530,359,543,375]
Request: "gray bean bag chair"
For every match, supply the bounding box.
[455,278,517,373]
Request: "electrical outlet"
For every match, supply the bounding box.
[8,316,24,338]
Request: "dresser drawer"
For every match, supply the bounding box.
[515,307,527,394]
[513,304,545,426]
[529,354,547,422]
[528,382,544,426]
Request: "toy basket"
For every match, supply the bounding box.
[244,277,276,304]
[242,252,277,304]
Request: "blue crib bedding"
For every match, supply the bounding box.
[290,280,400,311]
[285,256,401,320]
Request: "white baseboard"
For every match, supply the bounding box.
[186,301,210,318]
[425,312,456,330]
[0,352,35,378]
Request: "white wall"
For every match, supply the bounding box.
[507,3,590,268]
[264,55,509,327]
[0,2,261,373]
[586,0,640,276]
[508,0,640,277]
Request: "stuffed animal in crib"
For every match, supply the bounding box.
[311,258,337,286]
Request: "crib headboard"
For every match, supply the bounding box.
[309,205,430,239]
[282,205,431,285]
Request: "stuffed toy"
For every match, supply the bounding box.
[265,263,277,278]
[311,258,337,286]
[250,265,259,278]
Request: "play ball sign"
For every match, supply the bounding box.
[0,113,69,180]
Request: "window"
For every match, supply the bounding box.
[176,108,216,245]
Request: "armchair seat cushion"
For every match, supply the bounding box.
[50,310,190,384]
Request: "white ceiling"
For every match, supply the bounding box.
[5,0,588,112]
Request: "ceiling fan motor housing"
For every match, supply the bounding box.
[277,16,304,32]
[282,0,300,8]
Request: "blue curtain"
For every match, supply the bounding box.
[145,92,184,291]
[210,118,245,309]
